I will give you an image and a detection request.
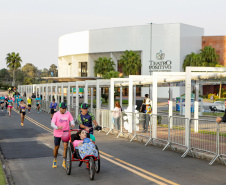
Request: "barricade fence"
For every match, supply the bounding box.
[18,97,226,166]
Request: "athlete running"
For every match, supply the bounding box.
[17,96,22,109]
[78,103,99,134]
[5,95,8,113]
[0,95,5,111]
[35,95,41,113]
[15,93,19,108]
[50,99,57,119]
[27,97,32,113]
[19,99,28,126]
[7,97,13,117]
[51,102,75,169]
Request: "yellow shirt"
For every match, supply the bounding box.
[27,99,32,105]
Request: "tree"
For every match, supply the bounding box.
[15,69,25,84]
[49,64,58,77]
[119,50,141,76]
[94,57,115,77]
[183,46,221,71]
[6,52,22,86]
[103,71,121,79]
[22,63,38,79]
[0,68,11,81]
[40,68,51,77]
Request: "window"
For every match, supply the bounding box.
[79,62,87,77]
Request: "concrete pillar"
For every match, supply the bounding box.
[169,83,173,129]
[152,73,157,138]
[120,86,122,108]
[67,83,70,111]
[133,85,136,110]
[84,81,88,103]
[50,84,53,102]
[61,83,63,103]
[91,87,93,109]
[110,79,114,110]
[194,80,199,132]
[46,85,49,101]
[96,81,100,109]
[108,87,111,110]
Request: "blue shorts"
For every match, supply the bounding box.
[54,136,68,146]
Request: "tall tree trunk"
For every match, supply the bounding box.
[13,68,15,86]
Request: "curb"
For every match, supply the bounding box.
[0,148,15,185]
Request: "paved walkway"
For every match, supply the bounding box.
[0,105,226,185]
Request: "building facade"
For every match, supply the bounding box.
[58,23,204,97]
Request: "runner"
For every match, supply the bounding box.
[5,95,8,113]
[17,96,22,109]
[19,99,28,126]
[51,102,75,169]
[0,95,5,111]
[35,95,41,113]
[7,97,13,117]
[78,103,99,134]
[50,99,57,120]
[27,96,32,113]
[15,93,19,108]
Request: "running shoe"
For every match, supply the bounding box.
[21,122,24,126]
[62,161,66,169]
[52,159,57,168]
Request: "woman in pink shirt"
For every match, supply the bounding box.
[113,101,122,130]
[51,102,75,169]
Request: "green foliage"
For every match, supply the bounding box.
[94,57,115,77]
[119,50,141,76]
[103,71,120,79]
[49,64,58,77]
[22,63,37,79]
[5,52,22,86]
[23,77,32,85]
[0,68,11,81]
[183,46,221,71]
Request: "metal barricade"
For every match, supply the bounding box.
[145,114,169,146]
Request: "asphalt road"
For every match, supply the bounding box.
[0,106,226,185]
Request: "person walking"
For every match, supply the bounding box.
[113,101,122,130]
[19,99,27,126]
[51,102,75,169]
[140,99,147,132]
[50,99,57,119]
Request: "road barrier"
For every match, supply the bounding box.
[20,96,226,166]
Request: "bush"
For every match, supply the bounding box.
[102,94,108,103]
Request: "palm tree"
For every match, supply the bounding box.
[200,46,219,65]
[94,57,115,77]
[49,64,58,77]
[119,50,141,76]
[6,52,22,86]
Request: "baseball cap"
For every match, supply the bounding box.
[81,103,89,109]
[59,102,67,109]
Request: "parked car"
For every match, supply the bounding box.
[210,101,225,112]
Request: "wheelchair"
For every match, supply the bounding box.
[65,129,100,180]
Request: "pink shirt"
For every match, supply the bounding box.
[73,140,84,148]
[52,111,74,137]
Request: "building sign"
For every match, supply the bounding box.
[149,50,172,72]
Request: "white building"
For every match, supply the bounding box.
[58,23,204,98]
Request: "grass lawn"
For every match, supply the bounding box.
[0,161,6,185]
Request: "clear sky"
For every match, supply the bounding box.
[0,0,226,70]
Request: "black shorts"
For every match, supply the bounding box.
[20,111,26,115]
[5,103,8,108]
[54,136,68,146]
[1,102,4,104]
[28,105,31,107]
[51,108,57,114]
[36,104,40,107]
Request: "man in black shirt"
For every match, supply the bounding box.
[216,100,226,123]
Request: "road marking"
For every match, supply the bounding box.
[101,154,168,185]
[114,158,179,185]
[12,107,179,185]
[99,151,114,158]
[12,108,53,132]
